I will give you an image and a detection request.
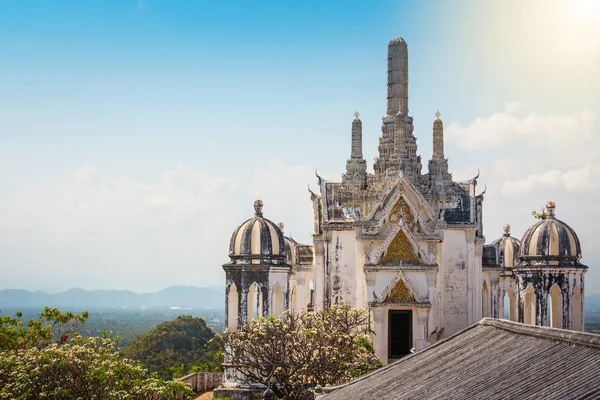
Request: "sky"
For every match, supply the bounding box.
[0,0,599,293]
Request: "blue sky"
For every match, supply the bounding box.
[0,0,599,292]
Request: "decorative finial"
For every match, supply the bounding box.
[253,199,263,216]
[546,201,556,218]
[435,110,441,120]
[277,222,284,232]
[503,224,511,236]
[354,110,360,120]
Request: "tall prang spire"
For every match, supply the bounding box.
[432,110,444,159]
[344,111,367,184]
[428,110,449,180]
[351,110,363,159]
[387,37,409,116]
[375,37,421,179]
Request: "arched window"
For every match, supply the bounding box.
[272,283,284,315]
[227,283,239,332]
[482,281,489,318]
[247,283,262,321]
[548,284,562,328]
[308,280,315,311]
[504,290,516,321]
[573,285,582,331]
[524,285,536,325]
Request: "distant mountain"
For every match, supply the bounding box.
[586,293,600,314]
[0,286,225,310]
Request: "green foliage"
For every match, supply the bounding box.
[0,308,193,400]
[123,315,222,379]
[0,307,88,351]
[0,336,193,399]
[532,208,547,220]
[218,303,381,399]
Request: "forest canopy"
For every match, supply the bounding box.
[122,315,222,379]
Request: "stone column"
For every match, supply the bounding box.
[372,308,386,364]
[466,229,477,324]
[415,309,430,350]
[474,239,483,321]
[490,273,500,319]
[314,239,325,310]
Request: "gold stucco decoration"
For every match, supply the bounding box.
[388,197,420,233]
[381,229,420,265]
[384,279,415,303]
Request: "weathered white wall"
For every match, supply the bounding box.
[440,229,469,336]
[329,230,359,307]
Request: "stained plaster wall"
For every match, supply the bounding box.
[328,230,359,307]
[440,230,471,336]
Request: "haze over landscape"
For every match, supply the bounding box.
[1,0,599,294]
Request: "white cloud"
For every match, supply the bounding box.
[0,159,321,292]
[445,105,597,149]
[501,165,598,195]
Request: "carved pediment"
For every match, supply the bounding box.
[381,229,420,265]
[384,278,416,303]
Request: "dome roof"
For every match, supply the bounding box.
[519,201,582,266]
[228,200,286,264]
[491,224,521,268]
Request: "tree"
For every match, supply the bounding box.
[218,303,381,399]
[123,315,221,379]
[0,309,194,400]
[0,307,88,351]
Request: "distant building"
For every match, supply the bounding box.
[215,37,589,397]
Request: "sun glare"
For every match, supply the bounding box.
[569,0,600,21]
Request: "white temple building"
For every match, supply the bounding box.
[221,37,588,368]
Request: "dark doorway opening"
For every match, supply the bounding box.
[388,310,412,359]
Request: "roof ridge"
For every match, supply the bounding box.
[479,318,600,349]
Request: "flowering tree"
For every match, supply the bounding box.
[0,336,193,399]
[218,303,381,399]
[0,307,88,350]
[0,309,193,400]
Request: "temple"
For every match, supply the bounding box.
[216,38,588,396]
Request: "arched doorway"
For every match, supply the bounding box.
[504,290,516,321]
[273,283,284,315]
[482,281,489,318]
[573,285,582,331]
[227,283,239,332]
[247,283,262,321]
[548,284,562,328]
[524,285,536,325]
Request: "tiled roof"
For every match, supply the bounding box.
[319,318,600,400]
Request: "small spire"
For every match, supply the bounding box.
[253,199,263,216]
[354,110,360,120]
[503,224,511,236]
[435,110,441,120]
[546,201,556,218]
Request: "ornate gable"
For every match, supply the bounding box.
[384,278,416,303]
[381,229,420,265]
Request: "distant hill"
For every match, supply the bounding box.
[0,285,225,310]
[586,293,600,314]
